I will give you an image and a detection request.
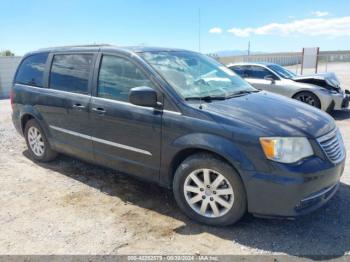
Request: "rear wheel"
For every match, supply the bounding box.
[173,153,247,226]
[293,91,321,109]
[24,119,57,162]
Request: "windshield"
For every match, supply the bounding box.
[267,64,297,79]
[140,51,255,99]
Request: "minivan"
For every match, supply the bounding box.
[12,45,346,225]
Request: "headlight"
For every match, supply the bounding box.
[259,137,314,163]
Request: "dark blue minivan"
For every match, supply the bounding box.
[11,45,346,225]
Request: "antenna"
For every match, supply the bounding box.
[198,8,201,52]
[198,8,203,109]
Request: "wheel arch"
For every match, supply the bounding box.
[19,106,49,137]
[292,90,322,109]
[170,148,235,181]
[21,113,35,133]
[161,133,255,188]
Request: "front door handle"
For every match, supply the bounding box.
[72,103,86,110]
[92,107,106,114]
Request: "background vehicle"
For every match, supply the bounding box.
[11,46,345,226]
[228,62,350,112]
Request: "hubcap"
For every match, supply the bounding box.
[296,95,316,106]
[28,126,45,157]
[184,169,234,218]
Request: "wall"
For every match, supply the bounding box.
[0,57,22,98]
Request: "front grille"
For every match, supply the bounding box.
[317,129,345,164]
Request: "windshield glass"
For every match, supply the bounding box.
[267,64,297,79]
[140,51,255,99]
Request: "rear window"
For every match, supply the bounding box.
[15,53,48,87]
[49,54,93,94]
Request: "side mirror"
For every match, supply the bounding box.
[129,86,159,107]
[264,75,276,84]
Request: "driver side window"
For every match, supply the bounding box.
[248,66,278,80]
[97,55,155,102]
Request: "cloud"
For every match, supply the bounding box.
[227,16,350,37]
[227,28,252,37]
[311,11,330,17]
[209,27,223,34]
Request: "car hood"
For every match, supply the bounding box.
[292,72,340,88]
[198,91,335,138]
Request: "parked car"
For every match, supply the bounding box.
[12,46,346,226]
[227,62,350,112]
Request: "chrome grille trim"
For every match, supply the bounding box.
[317,128,345,164]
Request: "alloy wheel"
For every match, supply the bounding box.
[28,126,45,157]
[296,94,316,106]
[183,168,234,218]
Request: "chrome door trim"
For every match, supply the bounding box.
[163,110,182,115]
[92,96,182,115]
[50,125,152,156]
[17,84,92,98]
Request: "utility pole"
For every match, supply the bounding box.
[247,40,251,56]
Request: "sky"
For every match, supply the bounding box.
[1,0,350,55]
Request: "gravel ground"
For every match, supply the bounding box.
[0,99,349,258]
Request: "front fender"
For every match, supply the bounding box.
[292,88,333,111]
[160,132,255,187]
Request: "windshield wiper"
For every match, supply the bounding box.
[185,90,260,101]
[226,89,260,98]
[185,95,227,101]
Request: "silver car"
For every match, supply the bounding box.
[227,62,350,112]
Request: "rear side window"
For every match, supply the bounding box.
[97,55,155,102]
[15,53,48,87]
[49,54,93,94]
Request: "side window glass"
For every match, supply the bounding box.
[230,66,246,77]
[50,54,93,94]
[15,53,48,87]
[248,66,277,80]
[97,55,155,102]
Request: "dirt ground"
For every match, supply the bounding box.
[0,99,349,257]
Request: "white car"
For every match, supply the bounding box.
[228,62,350,112]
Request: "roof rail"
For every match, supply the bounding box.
[38,44,114,50]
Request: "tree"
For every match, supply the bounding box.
[0,50,15,56]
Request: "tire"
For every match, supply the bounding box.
[293,91,321,109]
[24,119,57,162]
[173,153,247,226]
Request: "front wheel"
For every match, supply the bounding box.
[293,91,321,109]
[173,153,247,226]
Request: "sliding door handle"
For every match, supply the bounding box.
[72,103,86,110]
[92,107,106,114]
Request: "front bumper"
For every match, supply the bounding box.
[331,90,350,110]
[244,156,345,217]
